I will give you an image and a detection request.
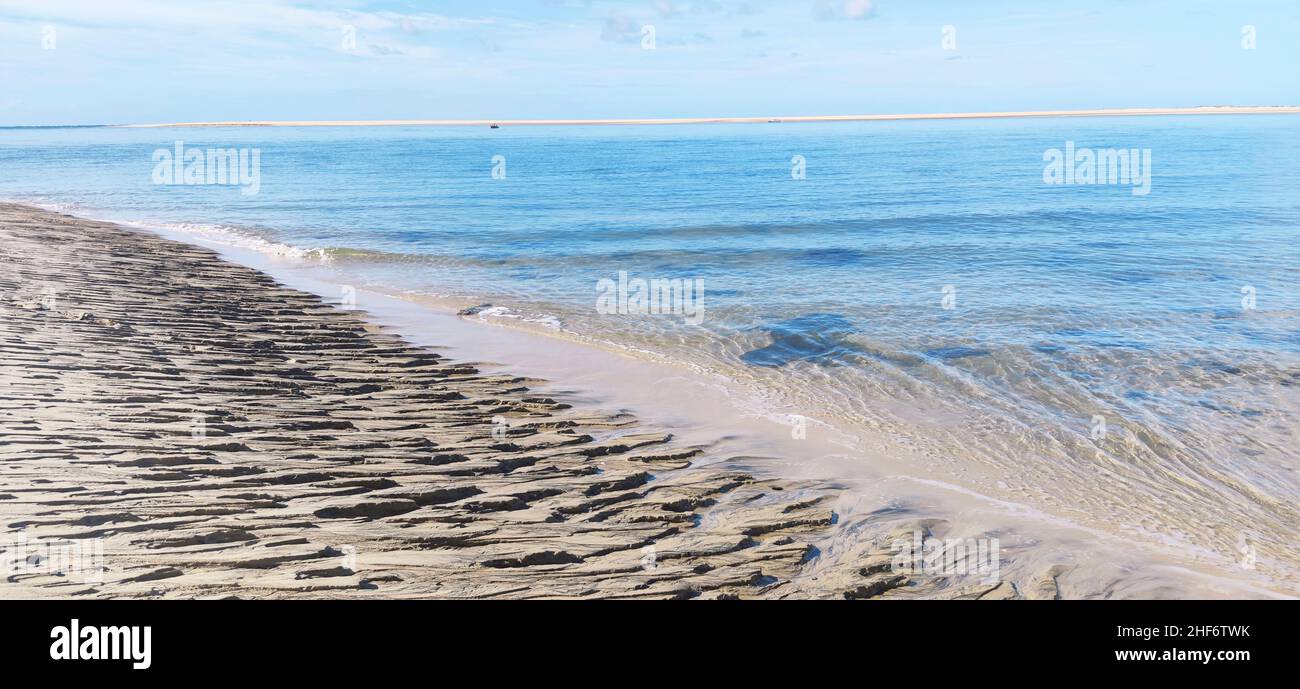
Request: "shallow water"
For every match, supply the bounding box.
[3,116,1298,594]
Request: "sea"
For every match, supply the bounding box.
[3,115,1297,596]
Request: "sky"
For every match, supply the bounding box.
[0,0,1297,125]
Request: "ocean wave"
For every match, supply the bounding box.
[1,196,333,263]
[130,220,330,261]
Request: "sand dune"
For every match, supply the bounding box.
[0,203,1051,599]
[116,106,1300,129]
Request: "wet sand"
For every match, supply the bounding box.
[0,202,1053,599]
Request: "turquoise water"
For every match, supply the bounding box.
[3,116,1298,589]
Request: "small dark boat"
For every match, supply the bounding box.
[490,123,500,129]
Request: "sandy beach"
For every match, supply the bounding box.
[3,1,1294,672]
[1,202,1055,599]
[115,106,1300,129]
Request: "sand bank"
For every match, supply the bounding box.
[116,106,1300,129]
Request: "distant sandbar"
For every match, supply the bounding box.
[117,106,1300,129]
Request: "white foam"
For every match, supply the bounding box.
[2,196,331,264]
[122,220,329,263]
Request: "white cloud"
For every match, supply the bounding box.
[815,0,876,21]
[843,0,874,20]
[0,0,489,33]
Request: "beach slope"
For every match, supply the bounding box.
[0,204,1067,599]
[0,204,866,599]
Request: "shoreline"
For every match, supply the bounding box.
[0,202,1021,600]
[125,213,1300,600]
[2,202,1289,599]
[113,106,1300,129]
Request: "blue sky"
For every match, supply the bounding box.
[1,0,1297,125]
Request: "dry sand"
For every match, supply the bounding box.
[116,106,1300,129]
[0,203,1053,599]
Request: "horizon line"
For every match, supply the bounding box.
[110,106,1300,129]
